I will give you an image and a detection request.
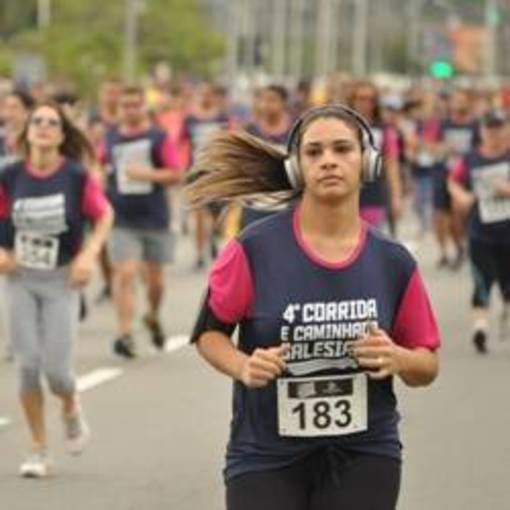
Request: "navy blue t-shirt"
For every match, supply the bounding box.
[452,151,510,243]
[184,113,230,165]
[206,205,440,481]
[0,159,108,267]
[104,126,176,230]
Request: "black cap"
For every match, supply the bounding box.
[481,109,507,128]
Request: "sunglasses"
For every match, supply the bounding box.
[30,116,62,128]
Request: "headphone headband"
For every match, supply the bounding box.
[285,104,378,155]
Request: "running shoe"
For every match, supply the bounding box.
[95,285,112,305]
[79,293,88,322]
[450,249,465,271]
[194,257,206,271]
[143,314,166,350]
[473,330,488,354]
[19,451,53,478]
[436,255,449,269]
[210,237,219,260]
[63,407,91,455]
[113,335,136,359]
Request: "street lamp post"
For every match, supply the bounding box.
[123,0,142,83]
[485,0,499,77]
[352,0,368,76]
[290,0,305,79]
[272,0,287,79]
[37,0,51,29]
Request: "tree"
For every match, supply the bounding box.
[5,0,225,95]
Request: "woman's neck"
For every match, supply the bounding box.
[300,193,361,240]
[30,148,61,172]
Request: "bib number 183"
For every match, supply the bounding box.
[277,374,367,437]
[292,399,352,431]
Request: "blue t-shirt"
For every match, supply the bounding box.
[455,151,510,244]
[0,159,103,267]
[105,126,173,230]
[206,206,440,481]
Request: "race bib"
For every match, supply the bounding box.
[15,232,59,270]
[277,373,368,437]
[416,150,435,167]
[472,162,510,224]
[113,139,154,195]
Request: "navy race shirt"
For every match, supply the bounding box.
[206,205,440,481]
[451,151,510,243]
[104,126,178,230]
[0,158,108,268]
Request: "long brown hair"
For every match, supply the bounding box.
[18,100,95,165]
[185,107,363,208]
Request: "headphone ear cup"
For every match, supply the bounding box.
[284,155,302,189]
[362,147,382,183]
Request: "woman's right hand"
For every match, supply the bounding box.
[239,345,290,388]
[0,249,17,274]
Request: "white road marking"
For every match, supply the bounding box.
[165,335,190,353]
[0,417,11,429]
[77,367,123,393]
[74,335,188,393]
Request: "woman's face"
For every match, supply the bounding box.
[299,117,363,204]
[3,95,29,129]
[27,106,64,151]
[351,85,378,120]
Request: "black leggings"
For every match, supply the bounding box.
[226,449,401,510]
[469,239,510,308]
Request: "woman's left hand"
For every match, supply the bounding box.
[69,252,95,288]
[352,326,406,380]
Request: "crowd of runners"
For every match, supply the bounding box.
[0,72,509,509]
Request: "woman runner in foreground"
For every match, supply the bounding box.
[0,101,113,477]
[187,105,440,510]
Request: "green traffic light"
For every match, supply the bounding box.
[430,60,454,79]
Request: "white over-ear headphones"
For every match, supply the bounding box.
[284,104,382,189]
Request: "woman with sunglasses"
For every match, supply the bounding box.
[187,105,440,510]
[0,101,113,478]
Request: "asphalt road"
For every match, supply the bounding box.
[1,226,509,510]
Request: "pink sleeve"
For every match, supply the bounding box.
[81,175,110,221]
[0,184,10,219]
[392,270,441,351]
[208,239,255,324]
[423,119,441,143]
[159,135,181,171]
[450,157,468,185]
[383,127,400,159]
[96,139,108,165]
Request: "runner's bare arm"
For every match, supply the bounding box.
[448,178,476,213]
[0,248,17,273]
[125,164,182,186]
[70,204,114,288]
[196,332,288,389]
[354,329,439,387]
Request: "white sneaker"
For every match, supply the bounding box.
[63,409,91,455]
[19,451,53,478]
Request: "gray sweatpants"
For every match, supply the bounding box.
[7,267,79,395]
